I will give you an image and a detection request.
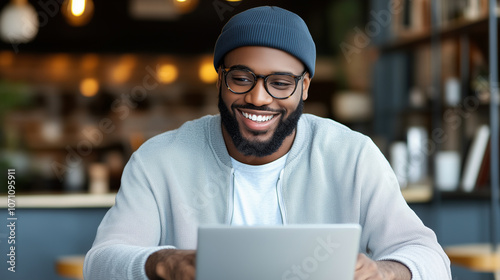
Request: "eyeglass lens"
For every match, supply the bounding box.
[226,69,298,99]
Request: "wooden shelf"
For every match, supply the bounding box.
[0,193,116,208]
[445,243,500,278]
[0,185,493,208]
[380,14,498,52]
[401,184,433,203]
[55,255,84,280]
[0,189,430,208]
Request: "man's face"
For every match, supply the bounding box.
[218,46,311,159]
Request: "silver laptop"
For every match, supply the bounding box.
[196,224,361,280]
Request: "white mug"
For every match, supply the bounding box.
[435,151,461,191]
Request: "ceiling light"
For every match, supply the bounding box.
[129,0,181,21]
[62,0,94,26]
[0,0,39,43]
[172,0,198,14]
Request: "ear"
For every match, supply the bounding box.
[301,73,311,101]
[216,68,222,89]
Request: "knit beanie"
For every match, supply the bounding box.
[213,6,316,77]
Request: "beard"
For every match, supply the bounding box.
[218,89,304,158]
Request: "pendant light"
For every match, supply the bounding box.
[172,0,198,14]
[0,0,39,43]
[62,0,94,26]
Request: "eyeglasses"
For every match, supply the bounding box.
[222,66,307,99]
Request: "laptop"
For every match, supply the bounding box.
[196,224,361,280]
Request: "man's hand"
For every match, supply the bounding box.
[145,249,196,280]
[354,253,411,280]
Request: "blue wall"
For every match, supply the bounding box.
[0,208,108,280]
[0,201,498,280]
[411,200,498,280]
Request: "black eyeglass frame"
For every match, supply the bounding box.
[221,66,307,100]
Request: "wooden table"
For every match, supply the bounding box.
[55,255,85,280]
[445,244,500,280]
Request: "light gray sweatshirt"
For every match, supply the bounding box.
[84,114,451,279]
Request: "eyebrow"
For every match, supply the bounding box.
[226,64,298,76]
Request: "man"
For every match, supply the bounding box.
[84,6,451,280]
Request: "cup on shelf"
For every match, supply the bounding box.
[444,77,461,107]
[88,163,109,194]
[407,126,429,184]
[390,141,408,188]
[434,151,461,192]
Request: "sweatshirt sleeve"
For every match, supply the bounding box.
[356,139,452,280]
[83,153,174,280]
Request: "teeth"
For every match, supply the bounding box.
[242,112,274,122]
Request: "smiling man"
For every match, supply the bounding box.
[218,46,309,165]
[84,6,451,280]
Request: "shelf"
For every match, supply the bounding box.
[0,189,429,208]
[401,184,433,203]
[0,185,493,209]
[56,255,85,280]
[440,189,494,200]
[0,193,116,208]
[402,187,498,203]
[445,243,500,275]
[380,14,498,52]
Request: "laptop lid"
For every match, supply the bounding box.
[196,224,361,280]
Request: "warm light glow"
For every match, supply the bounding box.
[111,55,136,84]
[0,0,39,43]
[62,0,94,26]
[81,53,99,73]
[129,132,145,151]
[49,54,70,80]
[172,0,198,14]
[71,0,86,16]
[226,0,242,2]
[158,64,178,84]
[0,51,14,67]
[80,78,99,97]
[199,57,218,84]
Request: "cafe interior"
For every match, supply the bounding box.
[0,0,499,279]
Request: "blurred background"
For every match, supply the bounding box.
[0,0,499,279]
[0,0,371,194]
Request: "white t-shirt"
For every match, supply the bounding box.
[230,154,288,226]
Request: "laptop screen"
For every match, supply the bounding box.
[196,224,361,280]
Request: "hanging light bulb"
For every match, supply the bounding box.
[62,0,94,26]
[0,0,39,43]
[172,0,199,15]
[71,0,86,16]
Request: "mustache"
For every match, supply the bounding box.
[231,104,285,114]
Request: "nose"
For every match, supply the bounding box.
[244,78,274,107]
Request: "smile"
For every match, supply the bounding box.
[241,111,275,122]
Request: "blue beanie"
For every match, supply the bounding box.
[213,6,316,77]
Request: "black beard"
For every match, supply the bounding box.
[218,89,304,158]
